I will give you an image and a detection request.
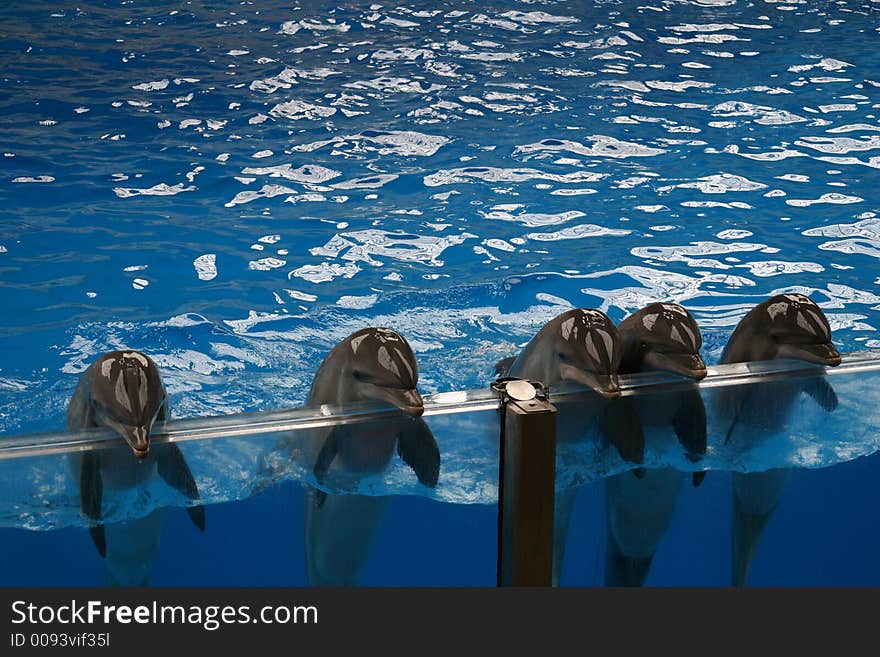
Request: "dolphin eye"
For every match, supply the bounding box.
[557,352,570,363]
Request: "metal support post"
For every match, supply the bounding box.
[493,379,557,587]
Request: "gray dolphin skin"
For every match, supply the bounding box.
[504,308,622,399]
[605,303,708,587]
[717,294,840,586]
[66,350,204,585]
[497,308,629,585]
[304,327,440,586]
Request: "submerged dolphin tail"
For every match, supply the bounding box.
[102,510,166,587]
[304,489,391,586]
[106,570,150,587]
[731,469,792,586]
[732,495,773,587]
[605,535,653,587]
[551,488,578,587]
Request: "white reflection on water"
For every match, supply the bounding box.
[3,0,880,436]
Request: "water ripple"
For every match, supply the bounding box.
[2,0,880,438]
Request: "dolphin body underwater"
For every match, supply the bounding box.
[66,350,204,586]
[715,294,841,586]
[495,308,635,585]
[604,303,708,587]
[303,327,440,586]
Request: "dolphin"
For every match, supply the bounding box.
[303,327,440,586]
[604,303,708,587]
[497,308,634,585]
[66,350,204,586]
[716,294,840,586]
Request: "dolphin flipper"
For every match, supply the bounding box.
[671,389,707,461]
[718,385,750,445]
[397,417,440,488]
[601,397,645,466]
[312,425,348,509]
[156,444,205,532]
[803,376,838,412]
[494,356,517,377]
[80,451,106,558]
[670,389,708,487]
[313,426,343,483]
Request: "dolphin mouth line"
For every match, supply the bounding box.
[132,446,150,459]
[369,384,425,417]
[778,343,841,367]
[690,367,709,381]
[645,351,707,381]
[558,363,620,399]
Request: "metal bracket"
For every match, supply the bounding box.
[491,377,550,404]
[492,377,557,587]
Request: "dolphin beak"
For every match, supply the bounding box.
[374,387,425,416]
[593,374,621,399]
[120,425,150,459]
[778,342,842,367]
[559,363,620,399]
[644,351,708,380]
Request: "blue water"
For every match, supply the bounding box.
[1,0,879,585]
[2,454,878,586]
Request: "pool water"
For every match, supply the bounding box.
[2,452,877,586]
[1,0,879,585]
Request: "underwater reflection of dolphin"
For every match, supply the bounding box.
[304,328,439,586]
[716,294,840,586]
[496,308,630,585]
[605,303,707,587]
[66,350,204,586]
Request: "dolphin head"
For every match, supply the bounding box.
[87,351,166,458]
[624,303,707,380]
[545,309,621,398]
[342,327,424,416]
[756,294,841,366]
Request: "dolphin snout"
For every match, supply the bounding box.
[778,341,842,367]
[645,351,707,380]
[121,425,150,459]
[595,374,621,399]
[375,386,424,416]
[399,388,424,416]
[559,363,621,398]
[823,343,842,367]
[692,356,708,381]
